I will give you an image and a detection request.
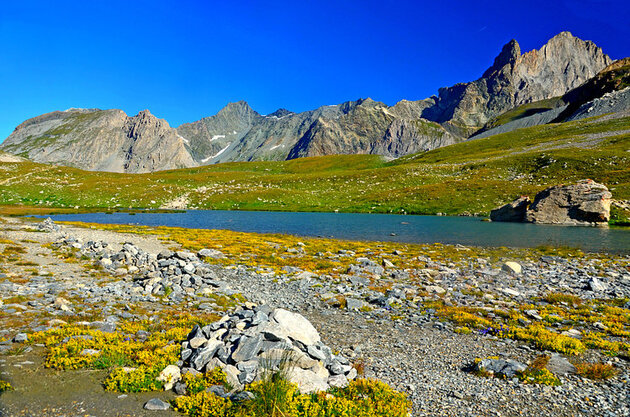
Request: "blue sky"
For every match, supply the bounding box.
[1,0,629,140]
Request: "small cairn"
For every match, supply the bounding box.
[178,304,357,393]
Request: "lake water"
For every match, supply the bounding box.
[44,210,630,254]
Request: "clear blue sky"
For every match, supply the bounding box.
[1,0,629,140]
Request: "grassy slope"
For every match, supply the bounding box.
[0,115,628,218]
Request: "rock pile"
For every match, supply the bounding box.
[177,305,357,393]
[51,236,229,299]
[37,217,61,232]
[491,180,612,225]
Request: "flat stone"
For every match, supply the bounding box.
[144,398,170,410]
[501,288,521,297]
[546,354,577,376]
[232,334,264,362]
[198,248,225,259]
[271,309,320,346]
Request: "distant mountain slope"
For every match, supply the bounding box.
[0,32,616,172]
[1,109,195,173]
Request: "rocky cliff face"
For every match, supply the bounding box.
[174,98,459,164]
[421,32,612,135]
[1,109,194,173]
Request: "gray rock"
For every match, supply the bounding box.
[232,335,263,362]
[525,180,612,225]
[475,358,527,378]
[346,298,367,311]
[230,391,255,402]
[174,381,187,395]
[144,398,170,410]
[198,249,226,259]
[206,384,229,398]
[490,197,530,222]
[13,333,28,343]
[191,340,222,370]
[546,354,577,375]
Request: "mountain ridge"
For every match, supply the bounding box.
[0,31,619,173]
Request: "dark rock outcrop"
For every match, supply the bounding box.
[490,196,531,222]
[525,180,612,225]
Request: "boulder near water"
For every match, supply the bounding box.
[490,196,531,222]
[490,180,612,225]
[525,180,612,225]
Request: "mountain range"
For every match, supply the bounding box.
[1,31,626,173]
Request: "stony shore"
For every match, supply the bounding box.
[0,216,629,416]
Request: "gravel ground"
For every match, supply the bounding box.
[0,217,628,417]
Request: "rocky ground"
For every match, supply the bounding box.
[0,216,629,416]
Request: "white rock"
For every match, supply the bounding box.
[270,309,320,346]
[53,297,71,311]
[189,336,207,349]
[425,285,446,294]
[501,288,521,297]
[288,368,329,393]
[99,258,112,268]
[328,374,349,388]
[157,365,181,391]
[501,262,522,274]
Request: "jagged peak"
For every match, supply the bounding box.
[215,100,259,118]
[267,108,294,118]
[548,31,576,42]
[223,100,253,111]
[482,39,521,78]
[135,109,154,118]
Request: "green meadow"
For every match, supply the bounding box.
[0,114,628,222]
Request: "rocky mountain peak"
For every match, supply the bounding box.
[219,100,255,115]
[267,108,294,118]
[422,32,613,134]
[482,39,521,78]
[125,110,171,140]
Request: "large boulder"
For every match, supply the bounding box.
[525,180,612,225]
[490,196,530,222]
